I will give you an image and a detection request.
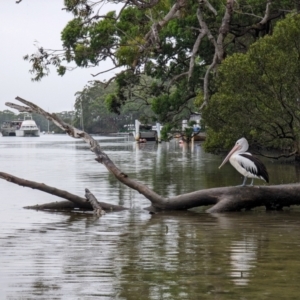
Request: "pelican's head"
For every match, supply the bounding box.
[218,137,249,169]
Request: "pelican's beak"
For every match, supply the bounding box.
[218,144,241,169]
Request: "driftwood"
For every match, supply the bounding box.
[2,96,300,214]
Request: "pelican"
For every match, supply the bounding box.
[219,137,269,186]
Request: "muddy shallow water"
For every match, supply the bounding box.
[1,135,300,299]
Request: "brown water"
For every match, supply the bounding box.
[1,135,300,299]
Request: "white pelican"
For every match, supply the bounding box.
[219,137,269,186]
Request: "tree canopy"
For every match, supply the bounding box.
[23,0,298,131]
[73,81,149,133]
[203,13,300,160]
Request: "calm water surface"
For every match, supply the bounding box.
[1,135,300,300]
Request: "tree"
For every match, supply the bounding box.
[202,13,300,160]
[0,110,17,124]
[22,0,297,131]
[73,80,152,133]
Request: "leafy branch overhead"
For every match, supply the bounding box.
[22,0,296,126]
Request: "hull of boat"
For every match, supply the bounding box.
[15,129,40,137]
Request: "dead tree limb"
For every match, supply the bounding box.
[85,188,105,216]
[0,171,127,212]
[4,168,300,213]
[4,97,300,214]
[6,97,166,208]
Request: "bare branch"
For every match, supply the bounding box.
[167,72,189,89]
[216,0,234,61]
[201,52,218,108]
[0,171,88,207]
[203,0,218,16]
[140,0,187,53]
[91,66,121,77]
[259,0,272,26]
[188,32,206,81]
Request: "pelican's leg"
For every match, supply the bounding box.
[237,177,247,187]
[248,178,254,186]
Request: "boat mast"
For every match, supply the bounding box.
[80,101,84,131]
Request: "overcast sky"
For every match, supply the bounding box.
[0,1,118,113]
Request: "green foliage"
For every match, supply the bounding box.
[61,18,84,49]
[0,110,17,124]
[24,0,299,135]
[57,65,66,76]
[105,93,121,114]
[151,81,196,123]
[203,13,300,155]
[184,126,194,139]
[160,123,173,141]
[73,81,144,133]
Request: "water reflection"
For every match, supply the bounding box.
[1,136,300,299]
[230,236,257,286]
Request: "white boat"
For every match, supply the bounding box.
[1,120,23,136]
[15,116,40,137]
[133,120,161,142]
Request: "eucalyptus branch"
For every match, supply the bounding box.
[188,32,206,81]
[129,0,160,9]
[167,72,189,90]
[216,0,234,61]
[201,52,218,108]
[256,150,297,160]
[203,0,218,16]
[91,66,121,77]
[140,0,187,53]
[259,0,272,25]
[196,6,217,48]
[116,1,129,20]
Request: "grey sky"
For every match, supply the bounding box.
[1,1,117,113]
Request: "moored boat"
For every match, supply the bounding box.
[15,117,40,137]
[133,120,161,142]
[1,120,23,136]
[1,115,40,137]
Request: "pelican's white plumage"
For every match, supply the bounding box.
[219,137,269,186]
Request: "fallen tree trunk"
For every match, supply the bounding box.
[2,169,300,213]
[3,96,300,214]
